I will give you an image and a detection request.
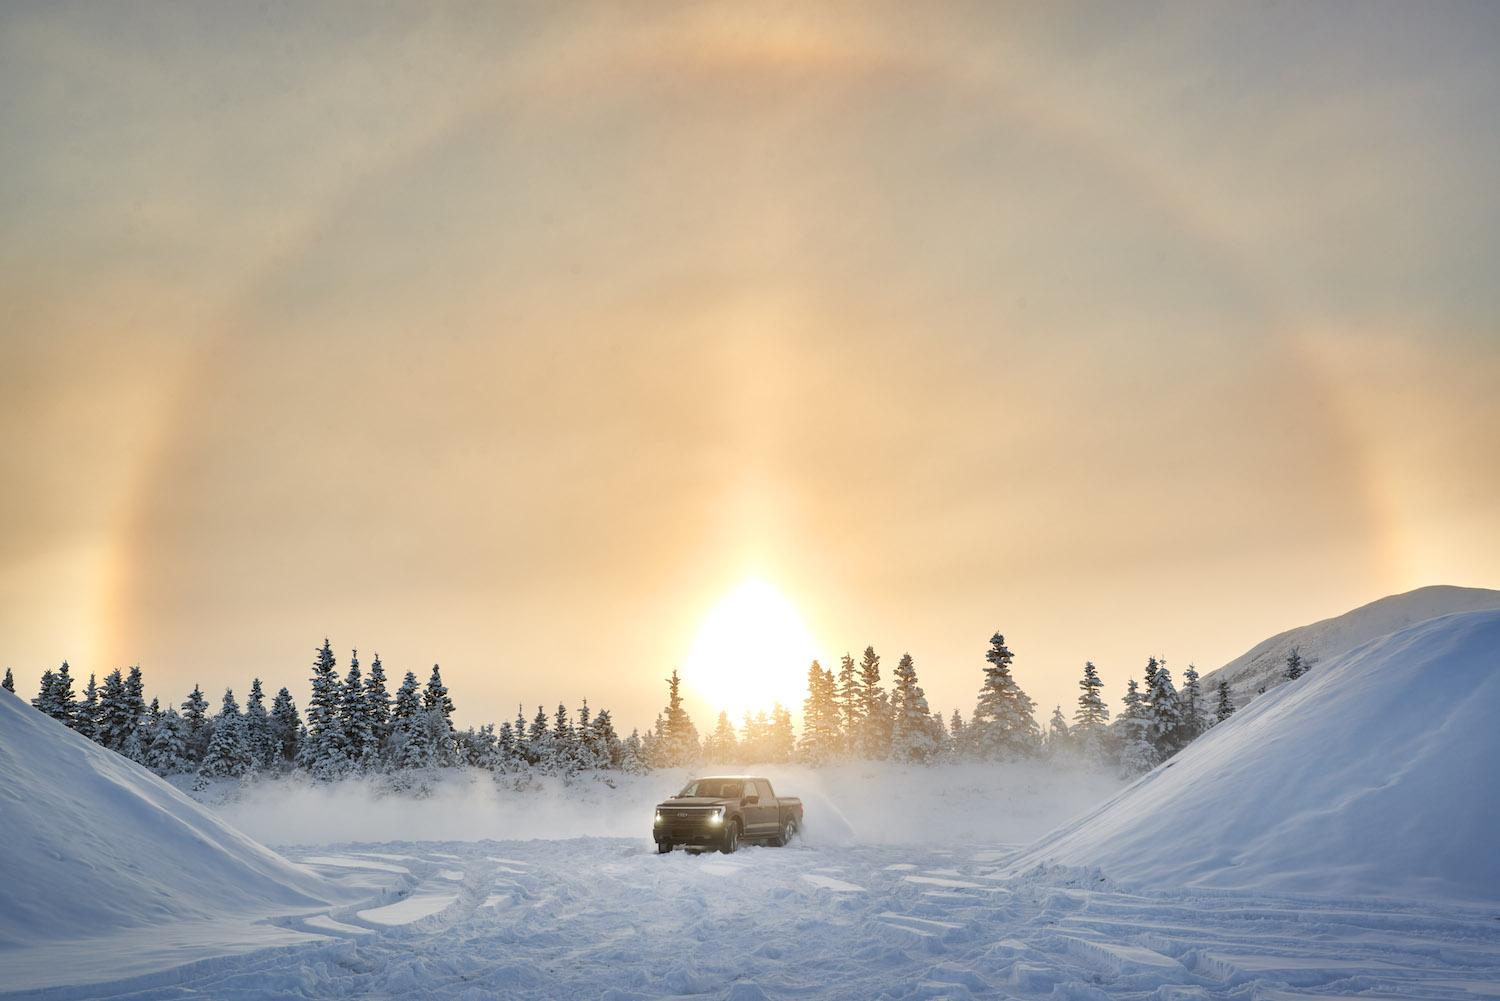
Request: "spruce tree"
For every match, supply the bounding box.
[550,702,578,774]
[1,668,12,693]
[592,708,621,768]
[34,663,77,726]
[527,704,551,766]
[75,673,100,740]
[1145,659,1183,759]
[32,668,56,715]
[855,646,891,759]
[1112,678,1155,773]
[97,669,136,750]
[243,678,275,769]
[889,653,937,763]
[423,664,455,727]
[970,633,1039,760]
[1180,665,1205,742]
[575,700,599,770]
[1074,661,1109,731]
[124,666,147,738]
[620,729,647,773]
[657,670,701,767]
[1284,647,1307,681]
[299,639,348,779]
[182,684,211,761]
[495,720,519,772]
[706,710,739,763]
[798,661,842,765]
[365,653,391,746]
[270,687,301,764]
[769,704,796,763]
[341,656,375,770]
[144,708,191,776]
[949,709,966,755]
[835,653,863,754]
[512,704,531,764]
[1045,706,1071,755]
[198,689,253,781]
[1214,679,1235,723]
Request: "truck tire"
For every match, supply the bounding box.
[656,842,672,854]
[775,818,796,847]
[720,820,739,854]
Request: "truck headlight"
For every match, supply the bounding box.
[708,809,723,826]
[654,811,663,824]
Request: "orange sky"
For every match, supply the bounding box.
[2,2,1498,731]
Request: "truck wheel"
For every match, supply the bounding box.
[720,821,739,854]
[776,818,796,847]
[656,842,672,854]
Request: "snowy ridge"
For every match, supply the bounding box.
[1201,583,1500,709]
[0,690,340,954]
[1009,609,1500,901]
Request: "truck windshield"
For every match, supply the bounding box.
[676,779,744,799]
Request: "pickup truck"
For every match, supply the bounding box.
[653,775,803,854]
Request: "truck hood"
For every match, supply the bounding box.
[656,797,733,809]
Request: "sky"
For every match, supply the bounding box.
[3,1,1498,732]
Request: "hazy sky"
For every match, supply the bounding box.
[3,1,1498,731]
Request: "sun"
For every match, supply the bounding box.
[681,577,821,715]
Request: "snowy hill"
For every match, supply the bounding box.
[1201,584,1500,709]
[0,689,336,952]
[1008,609,1500,902]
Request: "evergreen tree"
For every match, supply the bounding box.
[182,684,211,762]
[969,634,1039,760]
[423,664,455,727]
[1214,678,1235,723]
[299,639,347,779]
[656,670,700,767]
[1,668,12,693]
[1145,659,1184,759]
[243,678,275,768]
[527,704,551,766]
[512,704,531,763]
[365,653,392,746]
[144,708,191,776]
[592,708,621,768]
[1045,706,1071,755]
[75,672,100,740]
[1112,678,1155,774]
[769,704,796,763]
[97,669,139,751]
[124,666,147,738]
[574,700,599,769]
[1074,661,1109,731]
[889,653,937,763]
[1180,665,1205,742]
[550,702,578,774]
[341,656,376,769]
[198,689,253,781]
[705,710,739,762]
[949,708,966,753]
[494,720,519,771]
[34,662,77,725]
[1284,647,1307,681]
[835,653,863,754]
[855,646,892,759]
[620,729,647,773]
[270,687,301,764]
[798,661,842,765]
[32,668,56,714]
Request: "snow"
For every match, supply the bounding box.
[1010,609,1500,901]
[1201,583,1500,710]
[0,688,342,988]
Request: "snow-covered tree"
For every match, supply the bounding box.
[550,702,579,775]
[341,655,376,769]
[1045,705,1071,755]
[654,670,700,767]
[949,709,966,753]
[33,662,77,726]
[423,664,455,728]
[512,705,531,764]
[75,672,100,740]
[739,710,768,763]
[1284,647,1307,681]
[1112,678,1155,774]
[1074,661,1109,731]
[97,669,137,751]
[299,639,348,779]
[270,687,301,764]
[1,668,13,693]
[799,661,842,765]
[889,653,938,763]
[1214,678,1235,723]
[243,678,276,768]
[704,710,739,763]
[144,708,191,776]
[124,666,147,737]
[182,684,211,762]
[527,704,552,766]
[198,689,254,781]
[969,634,1039,760]
[591,707,622,768]
[1145,659,1183,759]
[835,653,862,754]
[769,704,796,763]
[620,729,647,773]
[365,653,391,746]
[1180,665,1205,742]
[494,720,519,772]
[855,646,891,759]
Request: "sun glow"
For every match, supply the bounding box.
[681,577,821,715]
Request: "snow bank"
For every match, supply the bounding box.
[0,690,335,949]
[1201,584,1500,710]
[212,760,1123,849]
[1010,609,1500,902]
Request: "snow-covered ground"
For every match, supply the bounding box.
[7,837,1498,1000]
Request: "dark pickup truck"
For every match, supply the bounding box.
[653,776,803,854]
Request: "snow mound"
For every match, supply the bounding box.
[1009,609,1500,902]
[0,689,334,949]
[1202,584,1500,710]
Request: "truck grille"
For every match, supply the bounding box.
[660,809,720,839]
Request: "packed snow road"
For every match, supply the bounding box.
[13,838,1499,1001]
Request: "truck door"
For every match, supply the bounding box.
[752,779,778,833]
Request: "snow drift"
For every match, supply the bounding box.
[0,689,335,949]
[1010,608,1500,902]
[1201,583,1500,710]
